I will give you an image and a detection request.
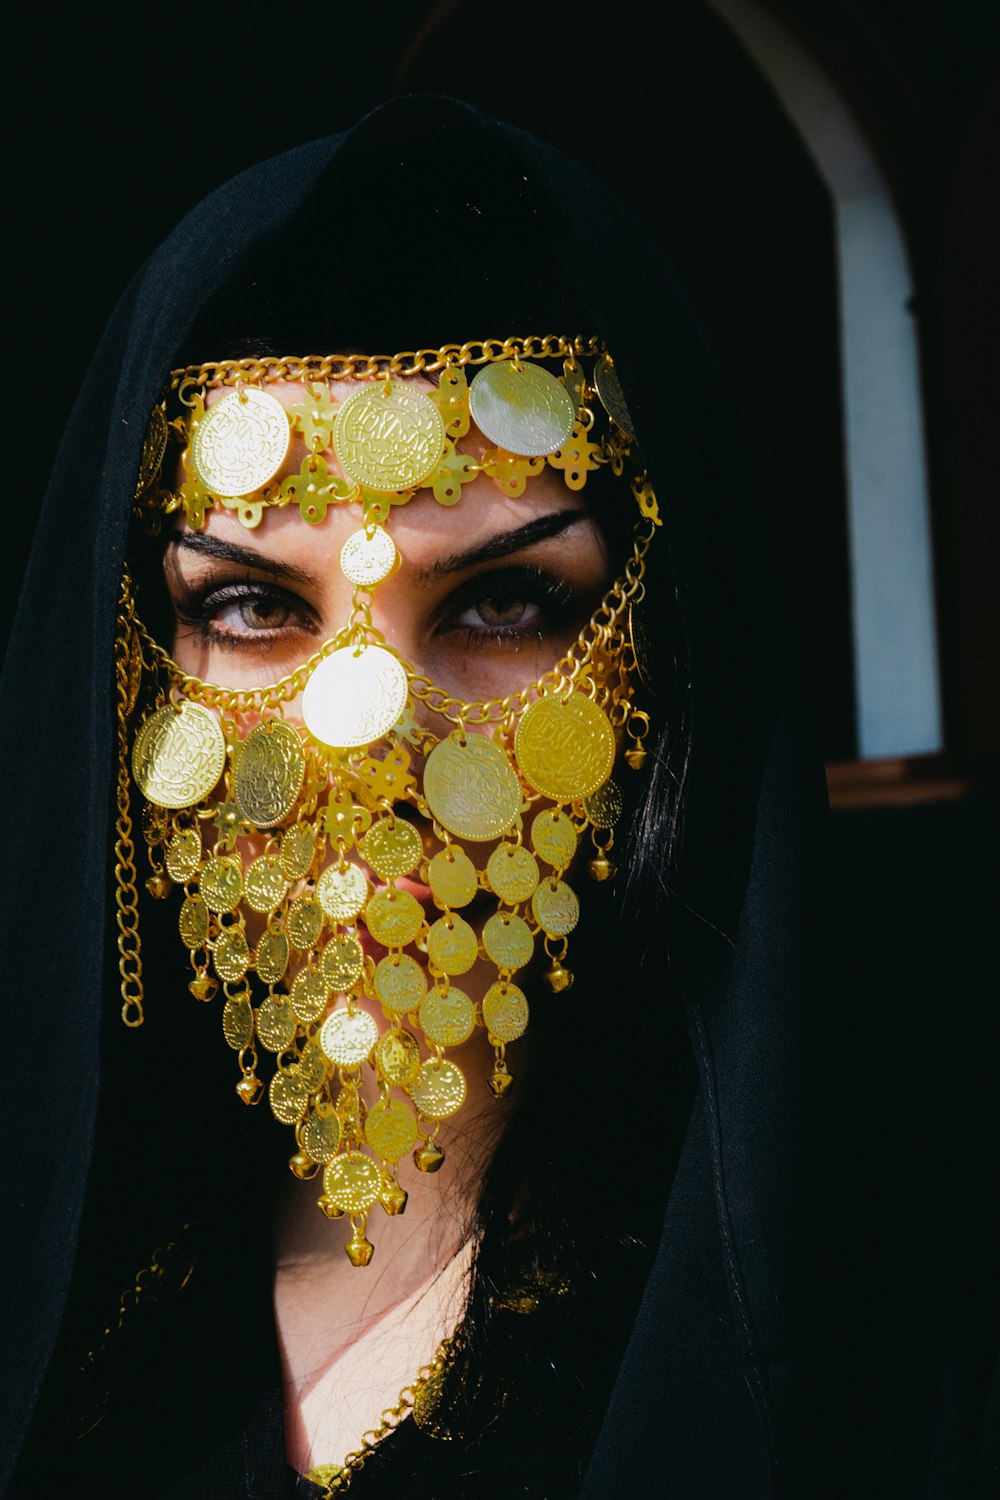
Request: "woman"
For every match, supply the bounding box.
[3,97,989,1499]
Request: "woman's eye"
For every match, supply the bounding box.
[454,594,543,632]
[172,580,315,649]
[216,594,293,633]
[437,568,581,647]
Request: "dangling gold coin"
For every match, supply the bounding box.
[593,353,635,437]
[373,955,427,1015]
[320,1007,378,1067]
[482,912,535,971]
[426,916,478,976]
[291,967,329,1024]
[165,826,201,884]
[297,1040,329,1094]
[482,981,529,1043]
[256,995,297,1052]
[233,720,305,828]
[364,889,424,948]
[374,1027,421,1086]
[323,1153,382,1214]
[336,1079,362,1137]
[317,864,368,923]
[303,645,409,751]
[530,808,579,869]
[365,1099,419,1162]
[221,991,253,1050]
[303,1104,341,1164]
[486,845,540,904]
[287,893,324,949]
[340,525,397,587]
[214,924,250,983]
[190,388,290,497]
[531,878,580,937]
[132,703,226,811]
[179,893,209,948]
[280,824,316,882]
[468,361,576,456]
[427,847,479,909]
[515,692,615,802]
[135,405,168,498]
[333,381,445,491]
[255,929,289,984]
[199,855,243,913]
[423,734,522,842]
[418,986,476,1047]
[244,855,287,914]
[321,933,364,992]
[410,1059,467,1119]
[360,818,423,880]
[584,778,623,829]
[270,1067,309,1125]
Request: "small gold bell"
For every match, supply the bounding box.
[587,854,616,882]
[544,960,574,993]
[413,1141,446,1173]
[625,746,648,770]
[345,1227,375,1267]
[317,1194,344,1219]
[235,1073,263,1106]
[380,1181,408,1216]
[188,973,216,1002]
[488,1065,515,1099]
[145,874,171,899]
[288,1151,319,1181]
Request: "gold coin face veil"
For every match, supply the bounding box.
[117,336,660,1267]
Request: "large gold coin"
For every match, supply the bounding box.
[280,824,316,881]
[340,525,397,587]
[323,1153,381,1213]
[530,808,578,869]
[333,381,445,492]
[165,826,201,884]
[302,1105,341,1164]
[365,1099,418,1162]
[303,645,408,750]
[468,361,576,457]
[360,818,423,880]
[135,405,168,498]
[317,864,368,923]
[364,889,424,948]
[255,929,289,984]
[584,778,623,829]
[482,981,529,1043]
[178,893,209,948]
[374,1027,421,1086]
[593,353,634,437]
[321,933,364,992]
[221,991,253,1050]
[244,855,287,914]
[427,847,479,909]
[486,845,540,904]
[291,967,329,1024]
[190,388,290,497]
[270,1067,309,1125]
[132,703,226,811]
[418,985,475,1047]
[531,877,579,937]
[287,893,324,949]
[233,720,305,828]
[199,855,243,913]
[256,995,297,1052]
[423,734,521,842]
[409,1059,466,1119]
[373,955,426,1015]
[515,692,615,802]
[426,917,478,976]
[482,912,534,971]
[213,925,250,983]
[320,1007,378,1067]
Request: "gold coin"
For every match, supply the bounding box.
[321,933,364,992]
[531,877,579,937]
[340,525,397,587]
[233,720,305,828]
[426,916,478,976]
[364,889,424,948]
[530,808,578,869]
[287,893,324,949]
[468,361,576,457]
[291,967,329,1024]
[213,925,250,983]
[323,1153,382,1213]
[373,955,426,1015]
[486,844,540,904]
[333,381,445,491]
[584,778,623,829]
[360,818,423,880]
[270,1067,309,1125]
[199,855,243,913]
[132,703,226,811]
[593,353,634,437]
[280,824,316,881]
[221,992,253,1050]
[423,734,521,842]
[303,645,408,750]
[255,929,290,984]
[427,847,479,909]
[297,1041,329,1094]
[165,826,201,884]
[302,1105,341,1164]
[244,855,287,913]
[365,1099,419,1161]
[482,981,529,1043]
[482,912,534,971]
[135,405,168,498]
[178,893,209,949]
[336,1079,362,1136]
[190,388,290,497]
[256,995,297,1052]
[317,864,368,923]
[320,1007,378,1067]
[374,1027,421,1086]
[418,985,475,1047]
[409,1059,466,1119]
[515,692,615,802]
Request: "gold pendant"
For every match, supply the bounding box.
[365,1099,419,1161]
[221,992,253,1050]
[287,893,324,950]
[374,955,427,1015]
[593,353,634,437]
[297,1041,329,1094]
[340,524,397,587]
[320,1008,379,1067]
[233,720,306,828]
[270,1068,309,1125]
[190,388,290,497]
[244,855,287,914]
[317,863,368,923]
[132,703,226,810]
[531,877,580,937]
[427,847,479,909]
[364,889,424,948]
[529,808,579,869]
[410,1059,467,1119]
[333,381,445,491]
[360,818,423,880]
[165,826,201,884]
[323,1153,382,1213]
[583,777,623,829]
[425,916,478,976]
[179,893,209,948]
[302,1105,342,1165]
[135,405,168,499]
[321,933,365,992]
[482,981,529,1043]
[482,912,534,971]
[214,925,250,983]
[423,734,522,842]
[515,691,615,802]
[468,361,576,456]
[375,1027,422,1086]
[418,986,476,1047]
[281,823,317,882]
[303,645,409,750]
[256,995,297,1052]
[291,967,328,1023]
[486,844,540,904]
[199,854,244,913]
[255,929,289,985]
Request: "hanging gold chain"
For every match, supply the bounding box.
[114,578,145,1027]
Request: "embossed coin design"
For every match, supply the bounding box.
[287,894,323,949]
[427,847,479,908]
[297,1041,329,1094]
[132,703,226,810]
[135,405,168,498]
[280,824,315,882]
[317,864,368,923]
[321,933,364,992]
[365,1099,419,1161]
[364,889,424,948]
[423,734,522,841]
[515,692,615,802]
[213,926,250,983]
[486,845,540,904]
[199,855,243,913]
[374,1028,421,1086]
[333,381,445,491]
[419,986,476,1047]
[291,968,328,1024]
[190,388,290,496]
[234,721,305,828]
[360,818,422,880]
[530,808,579,869]
[255,929,289,985]
[270,1069,308,1125]
[221,992,253,1050]
[373,955,427,1014]
[165,827,201,884]
[303,645,408,750]
[340,525,397,587]
[410,1059,467,1119]
[323,1154,381,1213]
[593,353,634,437]
[482,981,529,1043]
[244,856,286,914]
[320,1008,378,1068]
[256,996,297,1052]
[482,912,534,971]
[426,917,478,976]
[531,878,580,937]
[303,1106,341,1165]
[468,361,576,456]
[584,778,623,829]
[178,893,209,948]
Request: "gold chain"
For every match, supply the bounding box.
[113,579,145,1027]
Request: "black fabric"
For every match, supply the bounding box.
[1,94,995,1497]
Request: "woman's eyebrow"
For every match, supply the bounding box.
[166,531,317,585]
[416,511,587,583]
